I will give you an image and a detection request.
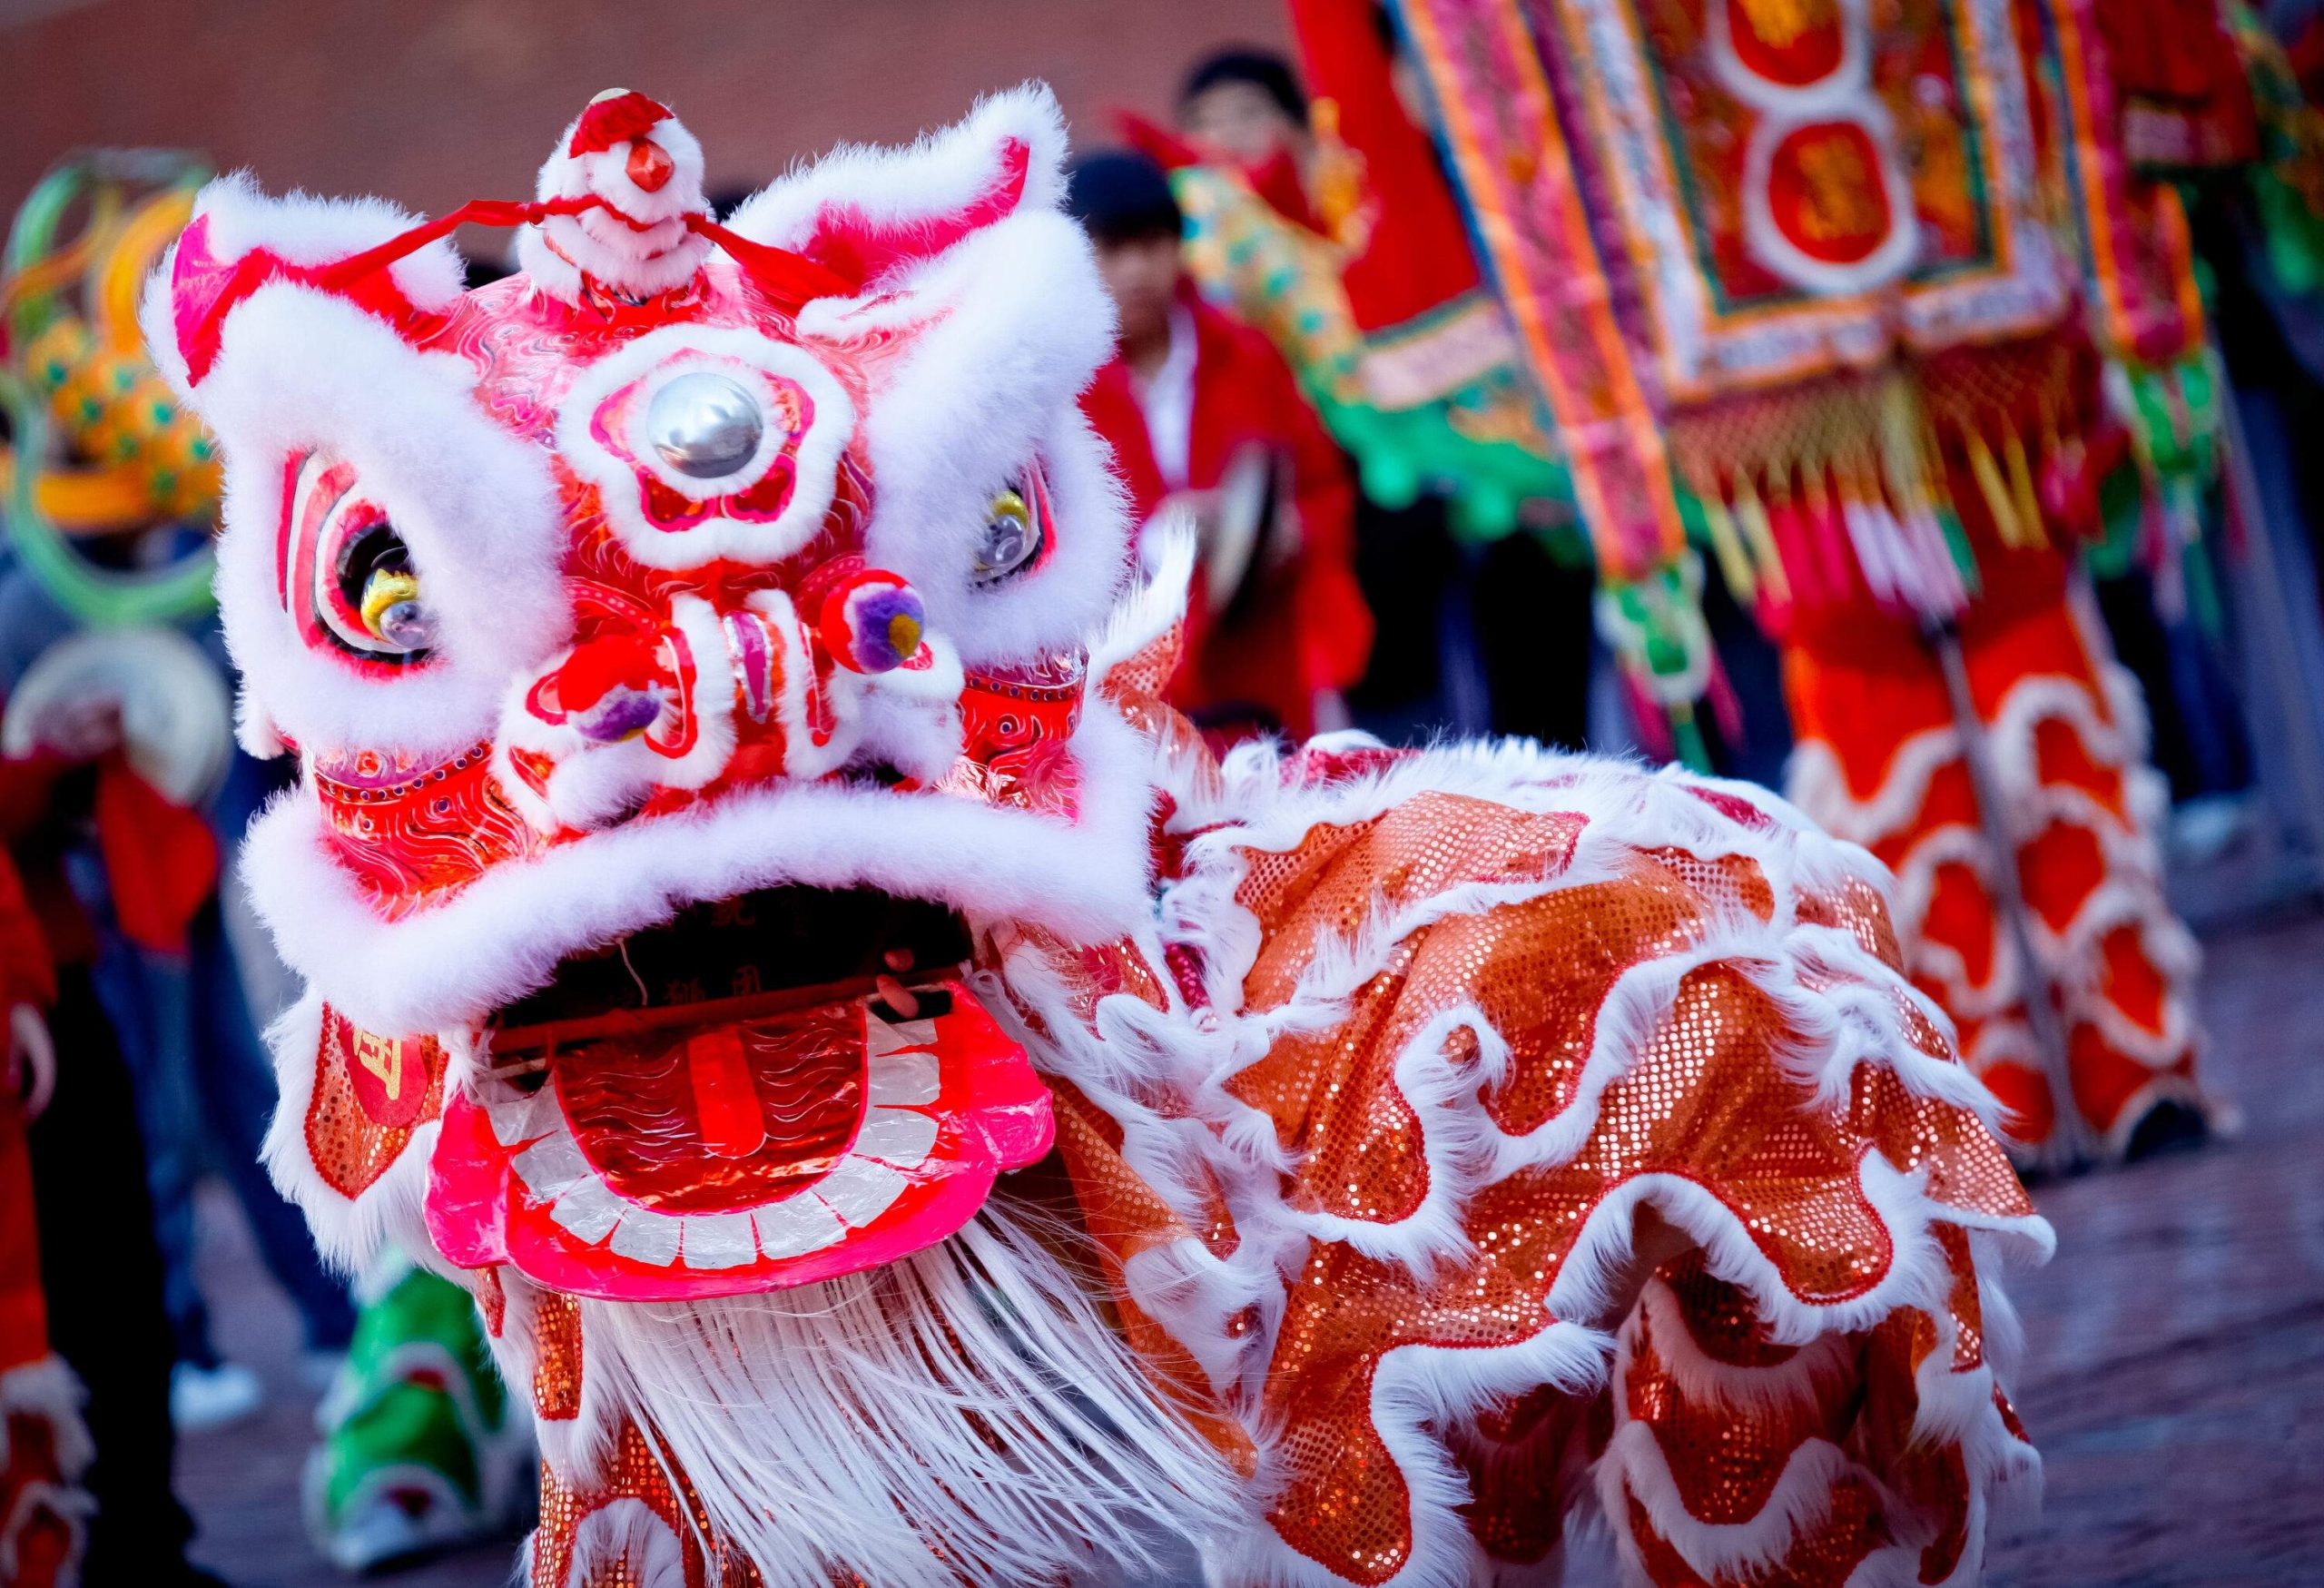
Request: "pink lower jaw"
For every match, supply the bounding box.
[425,980,1054,1300]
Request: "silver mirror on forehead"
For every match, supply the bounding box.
[646,370,765,478]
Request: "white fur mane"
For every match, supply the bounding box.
[532,1201,1236,1587]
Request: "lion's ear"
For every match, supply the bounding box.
[725,82,1064,294]
[723,85,1128,666]
[142,173,465,397]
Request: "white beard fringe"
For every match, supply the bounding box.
[573,1198,1240,1587]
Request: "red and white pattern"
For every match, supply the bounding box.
[554,326,856,570]
[1786,569,2213,1164]
[156,87,2049,1587]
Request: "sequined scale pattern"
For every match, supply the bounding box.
[1007,723,2051,1587]
[305,1005,446,1199]
[529,1419,763,1588]
[1600,1221,2029,1586]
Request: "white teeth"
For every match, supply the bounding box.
[753,1195,845,1258]
[504,1001,943,1271]
[548,1178,624,1243]
[856,1107,938,1169]
[609,1208,682,1267]
[867,1048,940,1107]
[511,1135,589,1199]
[682,1212,759,1270]
[817,1158,908,1227]
[869,1014,940,1057]
[488,1089,560,1148]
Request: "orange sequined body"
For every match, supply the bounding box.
[532,1419,765,1588]
[505,622,2050,1587]
[304,1006,447,1198]
[892,634,2047,1584]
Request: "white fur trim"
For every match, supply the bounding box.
[496,594,744,835]
[998,737,2046,1588]
[822,215,1127,665]
[1210,1320,1613,1588]
[1550,1157,1943,1348]
[558,1497,689,1587]
[733,86,1127,662]
[139,171,466,396]
[166,283,568,759]
[243,699,1157,1035]
[1631,1276,1856,1417]
[517,106,712,303]
[1088,524,1196,699]
[477,1269,624,1486]
[729,84,1068,257]
[1601,1422,1865,1582]
[258,989,442,1275]
[842,631,968,784]
[1597,1239,2042,1587]
[0,1356,94,1586]
[0,1356,94,1483]
[972,937,1290,1414]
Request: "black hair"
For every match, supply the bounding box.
[1063,150,1185,248]
[1179,47,1308,127]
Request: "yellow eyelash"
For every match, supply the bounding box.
[359,569,420,638]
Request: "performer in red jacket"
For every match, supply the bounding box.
[0,845,90,1588]
[1070,150,1370,739]
[0,697,218,1584]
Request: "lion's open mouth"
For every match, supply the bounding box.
[487,884,973,1051]
[425,885,1054,1299]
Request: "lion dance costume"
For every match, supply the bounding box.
[147,87,2051,1586]
[1338,0,2225,1168]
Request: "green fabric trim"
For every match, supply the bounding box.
[322,1381,483,1516]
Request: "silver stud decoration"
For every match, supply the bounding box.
[645,370,765,479]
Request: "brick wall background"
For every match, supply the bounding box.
[1,0,1290,229]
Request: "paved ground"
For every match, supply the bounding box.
[1984,909,2324,1587]
[181,1201,517,1586]
[178,912,2324,1587]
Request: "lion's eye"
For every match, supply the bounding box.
[970,485,1044,586]
[320,520,437,661]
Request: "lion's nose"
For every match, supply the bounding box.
[499,564,958,838]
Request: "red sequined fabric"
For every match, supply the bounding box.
[531,1419,764,1588]
[305,1005,446,1199]
[530,1291,584,1423]
[492,695,2045,1585]
[1605,1217,2024,1585]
